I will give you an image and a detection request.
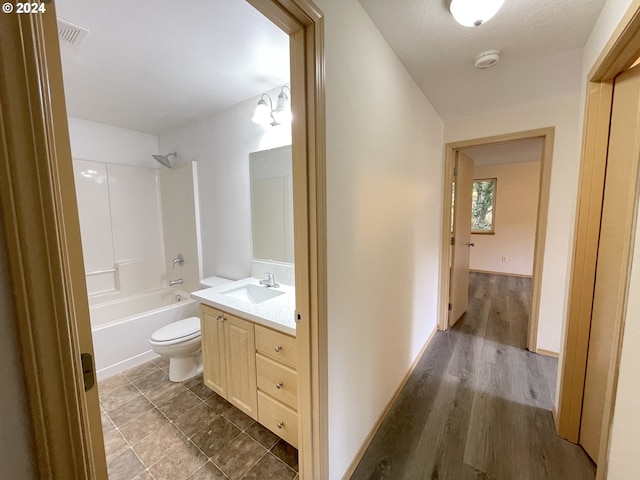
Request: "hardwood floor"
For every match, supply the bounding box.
[350,273,595,480]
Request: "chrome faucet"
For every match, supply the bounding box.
[169,278,183,286]
[259,272,279,288]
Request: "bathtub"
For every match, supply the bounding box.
[91,288,200,380]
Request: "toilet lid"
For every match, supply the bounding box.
[151,317,200,343]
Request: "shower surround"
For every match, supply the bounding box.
[70,117,200,378]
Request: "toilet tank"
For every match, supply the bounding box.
[199,276,233,289]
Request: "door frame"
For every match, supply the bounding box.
[556,2,640,477]
[248,2,328,477]
[439,128,555,355]
[0,0,328,478]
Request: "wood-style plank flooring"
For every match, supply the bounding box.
[351,273,595,480]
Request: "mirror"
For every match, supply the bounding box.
[249,145,294,263]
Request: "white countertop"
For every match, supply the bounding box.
[191,277,296,336]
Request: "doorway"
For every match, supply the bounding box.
[448,139,545,348]
[0,1,327,479]
[440,128,555,355]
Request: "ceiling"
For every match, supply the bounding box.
[461,137,544,166]
[358,0,606,120]
[56,1,607,134]
[56,0,290,135]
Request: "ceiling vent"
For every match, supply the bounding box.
[474,50,500,69]
[57,18,89,47]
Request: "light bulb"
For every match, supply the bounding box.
[252,99,272,125]
[273,92,292,125]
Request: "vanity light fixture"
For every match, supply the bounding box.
[252,85,291,126]
[449,0,505,27]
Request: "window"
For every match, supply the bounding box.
[471,178,496,234]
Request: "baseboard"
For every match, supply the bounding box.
[469,269,532,278]
[535,348,559,359]
[340,326,439,480]
[96,350,160,381]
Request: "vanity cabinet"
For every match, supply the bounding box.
[200,304,298,447]
[255,325,298,448]
[200,304,258,420]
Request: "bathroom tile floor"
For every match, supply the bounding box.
[99,357,299,480]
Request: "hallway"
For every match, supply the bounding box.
[351,273,595,479]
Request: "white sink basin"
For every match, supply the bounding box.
[219,284,285,304]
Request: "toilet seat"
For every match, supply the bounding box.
[150,317,200,346]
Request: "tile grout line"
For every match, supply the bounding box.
[104,366,200,478]
[102,361,297,480]
[238,449,270,480]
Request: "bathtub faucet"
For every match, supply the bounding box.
[169,278,183,286]
[172,253,185,268]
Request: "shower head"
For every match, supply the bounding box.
[152,152,177,168]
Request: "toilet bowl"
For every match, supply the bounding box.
[150,276,233,382]
[149,317,202,382]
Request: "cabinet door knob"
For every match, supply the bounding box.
[277,422,284,429]
[274,346,282,352]
[275,382,283,389]
[216,315,223,322]
[220,316,226,322]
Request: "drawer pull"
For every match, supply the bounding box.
[274,346,282,352]
[277,422,284,429]
[275,382,283,389]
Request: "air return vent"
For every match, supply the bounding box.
[57,18,89,46]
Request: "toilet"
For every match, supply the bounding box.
[149,275,232,382]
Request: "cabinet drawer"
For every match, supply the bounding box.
[255,325,297,369]
[256,353,297,410]
[258,391,298,448]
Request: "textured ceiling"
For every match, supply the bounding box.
[358,0,606,120]
[462,137,544,166]
[56,0,290,134]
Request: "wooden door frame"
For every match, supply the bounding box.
[556,3,640,478]
[0,0,328,478]
[439,128,555,356]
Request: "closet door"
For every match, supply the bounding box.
[580,64,640,461]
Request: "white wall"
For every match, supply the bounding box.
[315,0,444,477]
[445,96,582,354]
[0,209,36,479]
[68,117,160,168]
[470,162,541,276]
[159,87,291,281]
[576,1,640,477]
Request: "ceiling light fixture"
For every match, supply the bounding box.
[449,0,505,27]
[252,86,291,126]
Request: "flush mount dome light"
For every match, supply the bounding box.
[449,0,505,27]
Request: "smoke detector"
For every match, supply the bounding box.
[475,50,500,69]
[57,18,89,47]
